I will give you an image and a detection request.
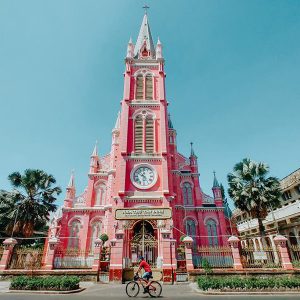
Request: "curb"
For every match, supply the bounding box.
[190,283,300,295]
[8,287,86,294]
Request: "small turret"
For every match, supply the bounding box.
[64,170,76,208]
[212,171,222,203]
[189,142,198,173]
[156,38,163,59]
[126,37,134,59]
[90,141,100,173]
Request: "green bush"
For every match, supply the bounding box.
[197,275,300,291]
[10,276,80,291]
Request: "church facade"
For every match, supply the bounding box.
[46,13,231,282]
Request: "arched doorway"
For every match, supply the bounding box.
[130,220,158,267]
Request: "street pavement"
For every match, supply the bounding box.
[0,281,299,300]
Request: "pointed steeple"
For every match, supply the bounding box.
[91,141,98,157]
[65,170,76,206]
[156,37,163,59]
[126,37,134,59]
[90,141,100,173]
[190,142,197,158]
[68,170,75,188]
[114,111,121,129]
[168,113,174,129]
[134,13,155,58]
[213,171,219,188]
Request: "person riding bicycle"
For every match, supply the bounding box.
[136,256,152,293]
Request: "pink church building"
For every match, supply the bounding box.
[45,12,232,282]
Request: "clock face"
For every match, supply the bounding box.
[131,165,157,189]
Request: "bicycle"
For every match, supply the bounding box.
[125,273,162,298]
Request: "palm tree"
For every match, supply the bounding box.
[227,158,281,238]
[0,169,61,238]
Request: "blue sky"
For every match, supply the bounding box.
[0,0,299,207]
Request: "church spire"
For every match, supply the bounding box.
[114,111,121,130]
[213,171,219,188]
[67,170,75,188]
[134,12,155,58]
[64,170,76,207]
[168,113,174,129]
[190,142,197,158]
[91,141,98,157]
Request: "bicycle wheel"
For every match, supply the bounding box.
[126,281,140,297]
[148,281,162,298]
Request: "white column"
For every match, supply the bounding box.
[258,237,264,250]
[269,235,279,264]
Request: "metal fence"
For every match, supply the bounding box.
[53,248,93,269]
[240,247,281,268]
[290,245,300,267]
[9,246,44,270]
[192,246,234,268]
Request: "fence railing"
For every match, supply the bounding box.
[290,245,300,267]
[9,246,44,270]
[53,248,93,269]
[192,246,234,268]
[240,247,281,268]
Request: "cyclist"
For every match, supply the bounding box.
[136,256,152,293]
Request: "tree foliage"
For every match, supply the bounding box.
[227,158,281,236]
[0,169,61,238]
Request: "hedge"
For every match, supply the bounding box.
[10,276,80,291]
[198,276,300,291]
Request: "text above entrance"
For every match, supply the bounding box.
[115,208,172,220]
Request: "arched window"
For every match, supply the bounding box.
[89,222,101,253]
[145,75,153,100]
[134,115,143,153]
[136,75,143,100]
[185,219,196,237]
[145,117,154,153]
[182,182,193,205]
[68,220,80,250]
[206,219,218,246]
[95,184,106,206]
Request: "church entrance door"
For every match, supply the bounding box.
[130,220,158,267]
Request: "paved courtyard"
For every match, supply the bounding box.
[0,281,300,300]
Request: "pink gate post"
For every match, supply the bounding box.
[161,230,177,283]
[109,231,124,282]
[0,238,17,270]
[183,236,194,271]
[43,237,59,270]
[274,235,293,270]
[228,236,243,270]
[92,238,102,271]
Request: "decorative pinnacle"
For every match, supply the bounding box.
[190,142,195,156]
[68,169,75,188]
[91,140,98,157]
[143,4,150,14]
[213,171,220,188]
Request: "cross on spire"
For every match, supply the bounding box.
[143,4,150,14]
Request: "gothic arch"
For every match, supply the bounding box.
[133,69,155,77]
[180,180,194,188]
[181,181,194,205]
[203,216,219,226]
[132,108,156,120]
[183,216,198,225]
[67,216,83,227]
[89,217,103,226]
